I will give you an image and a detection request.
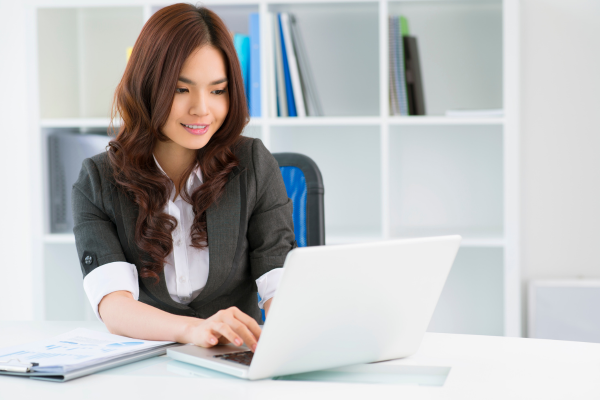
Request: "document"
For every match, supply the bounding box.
[0,328,173,374]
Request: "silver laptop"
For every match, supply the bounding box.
[167,235,461,380]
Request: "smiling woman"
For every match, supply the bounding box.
[71,4,296,351]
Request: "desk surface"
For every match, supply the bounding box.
[1,322,599,400]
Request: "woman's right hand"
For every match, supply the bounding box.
[183,307,262,352]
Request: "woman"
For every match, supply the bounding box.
[72,4,296,352]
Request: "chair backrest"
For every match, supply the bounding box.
[273,152,325,247]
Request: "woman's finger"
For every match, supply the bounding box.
[222,315,259,351]
[211,322,243,347]
[191,326,220,348]
[231,307,263,340]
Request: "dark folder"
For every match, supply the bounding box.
[403,36,426,116]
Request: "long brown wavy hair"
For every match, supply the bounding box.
[107,4,248,283]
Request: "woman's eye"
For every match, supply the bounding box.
[212,89,227,95]
[175,88,188,94]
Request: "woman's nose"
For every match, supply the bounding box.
[190,94,209,117]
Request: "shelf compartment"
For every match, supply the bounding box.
[388,1,502,116]
[389,125,504,239]
[38,7,145,119]
[270,125,382,238]
[268,2,379,117]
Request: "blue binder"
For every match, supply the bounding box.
[249,13,261,117]
[233,33,250,105]
[278,13,296,117]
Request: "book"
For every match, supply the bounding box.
[399,15,410,36]
[249,13,261,117]
[403,36,426,115]
[398,16,410,115]
[265,12,278,118]
[0,328,176,382]
[233,33,250,105]
[394,17,409,116]
[279,13,306,117]
[278,13,297,117]
[388,16,400,116]
[273,14,288,117]
[289,13,323,117]
[389,16,409,116]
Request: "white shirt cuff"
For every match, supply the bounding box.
[255,268,283,309]
[83,261,139,322]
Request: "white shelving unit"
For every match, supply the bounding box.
[31,0,520,337]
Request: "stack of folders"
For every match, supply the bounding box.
[0,329,176,382]
[232,13,322,118]
[389,16,425,116]
[270,12,323,117]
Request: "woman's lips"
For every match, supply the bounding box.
[181,123,210,135]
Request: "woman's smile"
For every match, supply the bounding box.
[180,122,210,135]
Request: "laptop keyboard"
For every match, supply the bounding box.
[213,351,254,366]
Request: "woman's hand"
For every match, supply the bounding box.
[183,306,262,351]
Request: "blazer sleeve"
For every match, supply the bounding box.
[72,157,128,278]
[247,139,297,280]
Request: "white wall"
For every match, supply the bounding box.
[521,0,600,333]
[0,0,33,320]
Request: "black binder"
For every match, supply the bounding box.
[403,36,426,116]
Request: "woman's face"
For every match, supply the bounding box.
[161,45,230,151]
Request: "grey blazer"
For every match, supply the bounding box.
[72,137,296,323]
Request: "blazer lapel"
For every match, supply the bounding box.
[191,167,246,305]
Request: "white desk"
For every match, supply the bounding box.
[1,322,599,399]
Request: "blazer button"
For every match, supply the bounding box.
[84,255,93,265]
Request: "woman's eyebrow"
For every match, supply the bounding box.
[177,76,228,85]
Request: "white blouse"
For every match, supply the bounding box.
[83,156,283,321]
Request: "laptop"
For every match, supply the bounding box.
[167,235,461,380]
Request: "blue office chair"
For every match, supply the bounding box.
[273,152,325,248]
[258,152,325,320]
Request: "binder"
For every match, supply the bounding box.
[273,13,288,117]
[233,33,250,105]
[403,35,426,115]
[265,12,278,118]
[0,346,175,382]
[279,12,306,117]
[278,13,297,117]
[249,13,261,117]
[289,13,323,117]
